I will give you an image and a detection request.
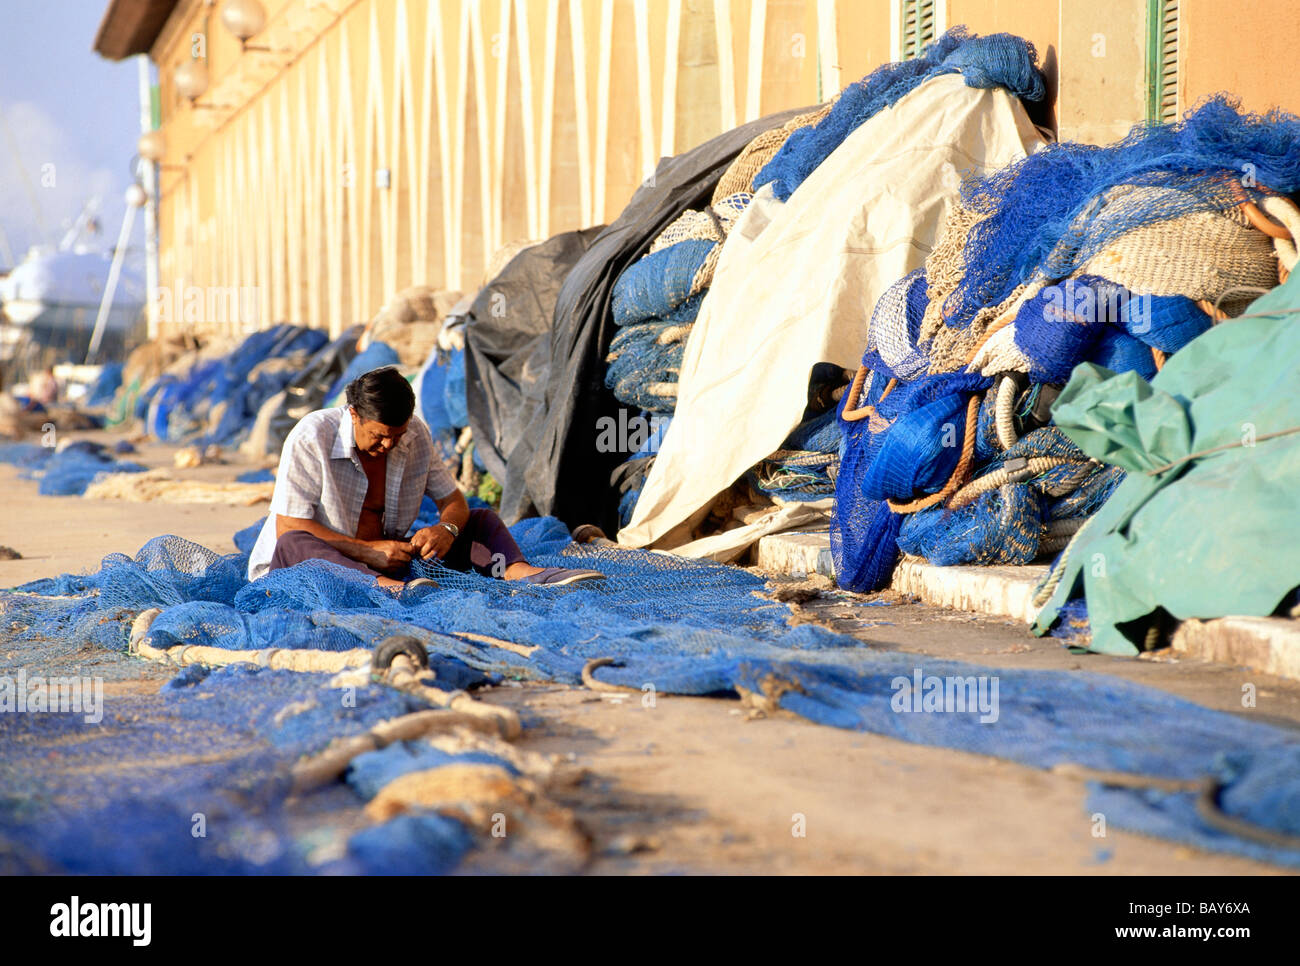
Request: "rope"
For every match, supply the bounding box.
[948,455,1075,509]
[582,657,641,695]
[1052,763,1300,850]
[1214,285,1275,316]
[1031,518,1090,608]
[1145,423,1300,477]
[994,375,1018,450]
[840,371,895,422]
[1040,459,1100,497]
[886,395,980,514]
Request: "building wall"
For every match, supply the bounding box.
[151,0,867,337]
[1180,0,1300,118]
[147,0,1299,338]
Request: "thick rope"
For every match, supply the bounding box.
[994,375,1019,450]
[949,456,1075,509]
[840,371,895,422]
[1053,763,1300,850]
[886,395,980,514]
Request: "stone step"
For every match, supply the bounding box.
[755,527,1300,681]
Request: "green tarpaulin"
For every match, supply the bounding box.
[1034,272,1300,654]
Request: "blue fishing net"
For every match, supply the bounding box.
[611,239,715,326]
[0,440,147,497]
[7,515,1300,870]
[604,294,703,415]
[755,27,1045,202]
[832,97,1300,588]
[943,95,1300,332]
[137,324,328,446]
[748,409,842,501]
[324,340,402,405]
[83,363,124,407]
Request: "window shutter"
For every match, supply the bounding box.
[1147,0,1179,123]
[901,0,936,61]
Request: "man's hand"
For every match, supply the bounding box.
[410,525,456,561]
[363,540,415,573]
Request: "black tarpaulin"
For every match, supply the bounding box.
[522,106,812,534]
[464,227,604,522]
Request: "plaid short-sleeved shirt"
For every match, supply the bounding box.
[247,406,458,580]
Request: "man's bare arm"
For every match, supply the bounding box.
[275,514,412,572]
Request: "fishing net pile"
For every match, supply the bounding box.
[135,323,329,446]
[412,304,484,494]
[82,362,124,407]
[606,28,1047,530]
[0,440,146,496]
[5,517,1300,870]
[832,95,1300,593]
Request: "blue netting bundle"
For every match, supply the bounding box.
[612,239,716,326]
[1013,276,1213,382]
[140,323,328,446]
[755,27,1045,202]
[898,482,1043,565]
[412,346,462,475]
[236,468,275,484]
[604,294,704,415]
[16,441,148,497]
[856,372,990,502]
[749,409,843,501]
[324,340,402,404]
[1046,464,1125,520]
[83,363,124,407]
[943,95,1300,331]
[895,427,1087,566]
[442,348,469,428]
[832,371,988,591]
[0,442,54,470]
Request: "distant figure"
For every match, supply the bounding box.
[22,367,58,412]
[246,366,605,590]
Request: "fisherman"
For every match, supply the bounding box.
[246,366,604,589]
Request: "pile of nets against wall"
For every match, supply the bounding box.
[5,518,1300,869]
[832,97,1300,595]
[0,440,146,497]
[754,27,1045,202]
[601,30,1038,532]
[82,363,124,407]
[137,324,329,448]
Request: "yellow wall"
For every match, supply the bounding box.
[151,0,874,337]
[1180,0,1300,117]
[147,0,1300,338]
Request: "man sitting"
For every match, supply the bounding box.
[246,366,604,589]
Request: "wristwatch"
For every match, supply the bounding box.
[440,522,460,538]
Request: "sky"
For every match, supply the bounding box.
[0,0,147,271]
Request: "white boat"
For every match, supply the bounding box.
[0,245,145,363]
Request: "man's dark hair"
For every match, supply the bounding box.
[346,366,415,426]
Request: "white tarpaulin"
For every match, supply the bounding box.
[618,75,1048,552]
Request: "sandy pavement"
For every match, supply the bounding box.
[2,433,1297,874]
